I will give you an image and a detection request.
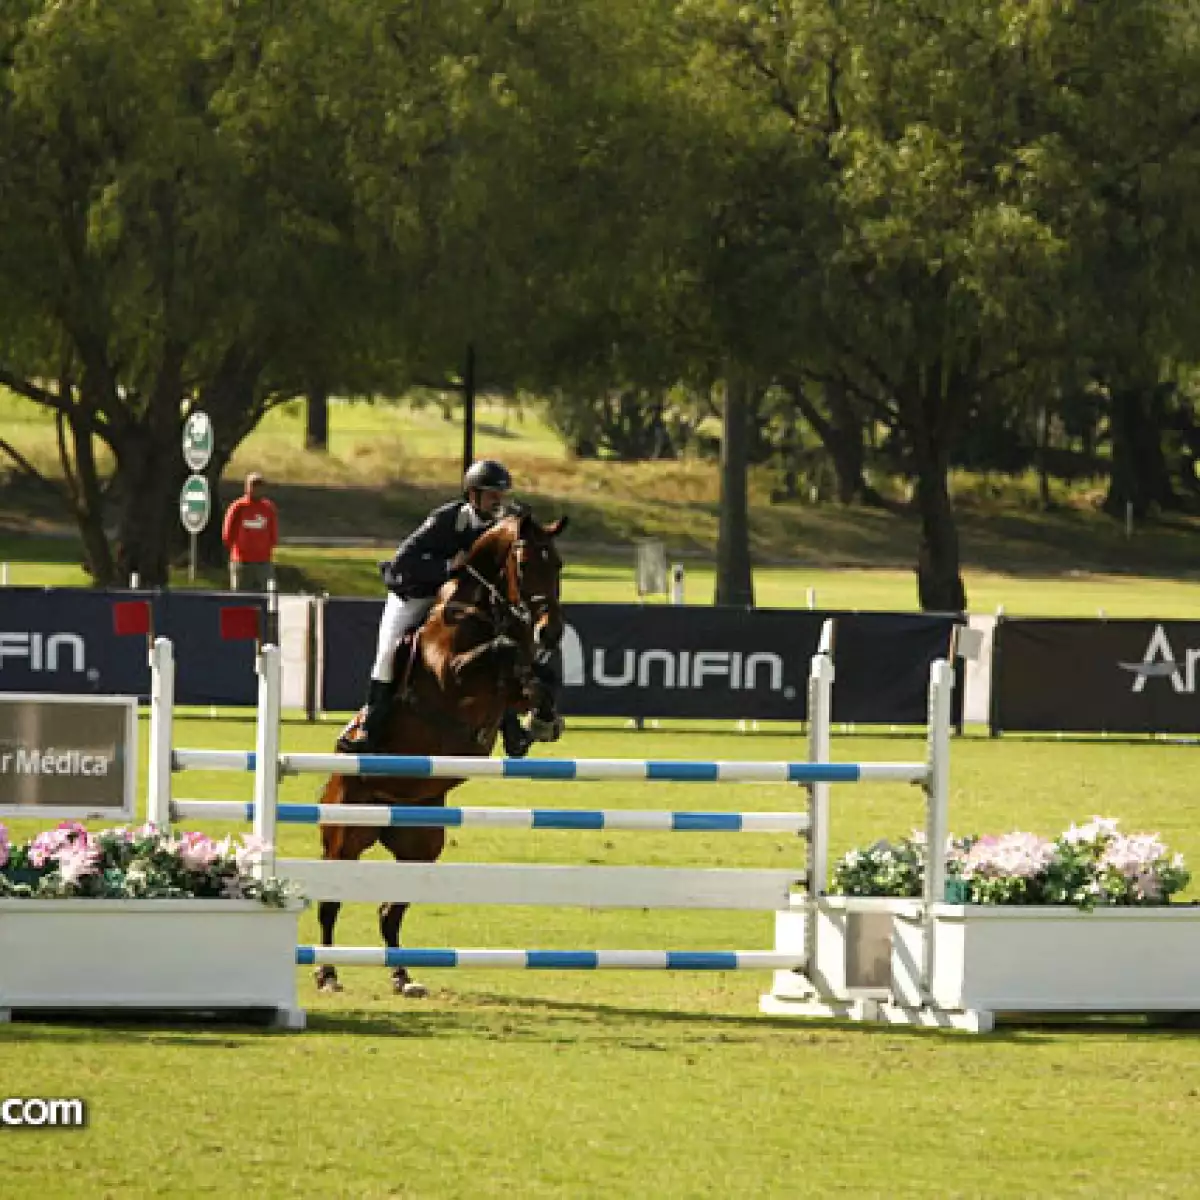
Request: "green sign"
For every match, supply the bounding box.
[182,410,214,472]
[179,474,211,534]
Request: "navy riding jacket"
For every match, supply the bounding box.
[379,500,494,600]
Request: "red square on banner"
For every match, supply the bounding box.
[112,600,152,637]
[219,606,261,642]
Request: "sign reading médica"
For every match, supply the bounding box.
[0,695,137,820]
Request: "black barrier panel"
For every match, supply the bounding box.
[0,588,267,707]
[320,599,959,724]
[992,618,1200,734]
[320,597,384,714]
[556,605,959,723]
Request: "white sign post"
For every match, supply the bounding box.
[180,411,214,582]
[179,476,211,582]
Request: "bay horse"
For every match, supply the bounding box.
[314,509,568,996]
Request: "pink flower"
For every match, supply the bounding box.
[234,835,272,873]
[1063,816,1121,846]
[176,832,219,873]
[0,823,8,869]
[55,843,99,885]
[961,831,1054,880]
[28,823,93,867]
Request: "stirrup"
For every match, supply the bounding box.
[335,710,367,754]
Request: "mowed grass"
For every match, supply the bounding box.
[4,713,1200,1197]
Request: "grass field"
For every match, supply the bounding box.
[3,713,1200,1197]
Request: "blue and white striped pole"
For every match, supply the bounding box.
[171,749,927,785]
[170,800,811,834]
[296,946,807,971]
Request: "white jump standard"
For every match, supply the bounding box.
[144,624,963,1017]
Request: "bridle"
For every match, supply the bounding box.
[459,521,559,636]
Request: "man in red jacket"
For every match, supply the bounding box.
[222,472,279,592]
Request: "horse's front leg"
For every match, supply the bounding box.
[379,825,447,999]
[448,633,521,684]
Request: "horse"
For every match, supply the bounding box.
[314,509,568,996]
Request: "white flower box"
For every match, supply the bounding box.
[0,899,305,1028]
[887,903,1200,1026]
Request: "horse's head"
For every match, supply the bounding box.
[510,511,568,652]
[465,511,568,653]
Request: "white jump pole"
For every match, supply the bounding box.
[920,658,954,1003]
[804,619,835,974]
[252,643,283,882]
[147,637,176,829]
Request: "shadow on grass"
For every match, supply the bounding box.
[3,994,1200,1047]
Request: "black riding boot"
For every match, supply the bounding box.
[337,679,395,754]
[360,679,396,752]
[501,710,534,758]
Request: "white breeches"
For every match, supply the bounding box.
[371,594,435,682]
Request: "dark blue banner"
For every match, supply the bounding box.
[319,598,959,724]
[0,588,268,706]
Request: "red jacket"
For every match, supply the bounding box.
[222,496,278,563]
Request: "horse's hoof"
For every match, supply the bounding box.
[314,968,343,993]
[395,978,428,999]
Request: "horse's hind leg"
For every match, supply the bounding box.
[315,820,380,993]
[379,824,446,999]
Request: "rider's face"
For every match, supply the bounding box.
[472,487,507,517]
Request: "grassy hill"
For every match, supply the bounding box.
[2,391,1200,613]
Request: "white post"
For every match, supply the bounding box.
[147,637,175,830]
[1,563,8,587]
[921,658,954,1002]
[804,619,836,976]
[669,564,685,605]
[252,643,282,881]
[806,587,816,610]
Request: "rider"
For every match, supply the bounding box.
[335,459,560,757]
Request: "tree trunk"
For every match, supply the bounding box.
[913,467,967,613]
[1103,383,1176,519]
[113,429,185,588]
[790,379,886,507]
[1035,404,1053,510]
[715,372,754,608]
[902,368,968,614]
[305,385,329,452]
[57,405,118,586]
[112,348,188,588]
[461,343,476,475]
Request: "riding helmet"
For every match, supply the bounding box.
[462,459,512,493]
